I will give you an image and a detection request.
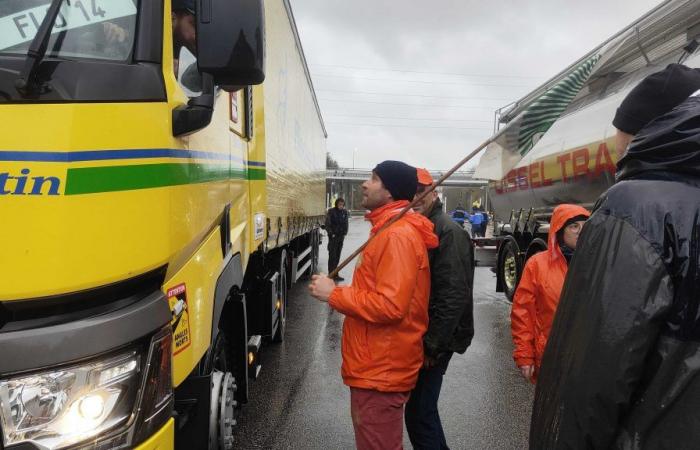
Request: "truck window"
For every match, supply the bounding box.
[0,0,138,62]
[0,0,165,103]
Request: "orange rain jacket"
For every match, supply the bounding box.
[329,200,439,392]
[510,204,590,377]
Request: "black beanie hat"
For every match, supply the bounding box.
[373,161,418,201]
[563,215,588,229]
[613,64,700,135]
[557,215,588,244]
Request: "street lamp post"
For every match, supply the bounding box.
[352,148,357,170]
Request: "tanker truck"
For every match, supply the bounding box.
[484,0,700,300]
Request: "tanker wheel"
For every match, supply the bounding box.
[501,240,521,301]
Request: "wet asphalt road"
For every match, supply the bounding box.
[233,217,534,449]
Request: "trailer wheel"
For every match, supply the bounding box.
[272,251,288,343]
[500,239,522,301]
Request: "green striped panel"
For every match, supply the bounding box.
[65,163,265,195]
[517,55,601,156]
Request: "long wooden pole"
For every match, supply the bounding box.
[328,134,498,279]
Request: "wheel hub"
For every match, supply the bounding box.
[504,254,517,290]
[209,370,237,450]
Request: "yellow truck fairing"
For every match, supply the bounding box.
[0,0,325,448]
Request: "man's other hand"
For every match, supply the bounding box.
[423,355,438,369]
[518,365,534,381]
[309,274,335,302]
[103,23,128,43]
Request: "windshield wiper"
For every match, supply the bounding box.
[15,0,65,95]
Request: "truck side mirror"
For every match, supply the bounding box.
[196,0,266,86]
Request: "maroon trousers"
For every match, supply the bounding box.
[350,387,410,450]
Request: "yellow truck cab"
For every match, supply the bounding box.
[0,1,326,449]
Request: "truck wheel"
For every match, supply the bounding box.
[272,251,288,343]
[208,333,238,450]
[500,239,522,301]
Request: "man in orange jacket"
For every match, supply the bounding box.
[511,204,590,383]
[309,160,438,450]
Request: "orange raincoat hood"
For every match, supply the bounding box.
[546,204,591,265]
[366,200,439,250]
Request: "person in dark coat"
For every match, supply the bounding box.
[530,63,700,449]
[405,169,475,450]
[325,198,349,281]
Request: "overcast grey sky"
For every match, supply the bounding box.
[290,0,664,170]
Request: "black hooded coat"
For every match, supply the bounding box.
[530,94,700,449]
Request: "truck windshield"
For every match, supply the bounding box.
[0,0,165,103]
[0,0,137,61]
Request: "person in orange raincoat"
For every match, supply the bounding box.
[309,160,438,450]
[511,204,590,383]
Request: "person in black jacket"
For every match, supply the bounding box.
[324,198,349,281]
[531,63,700,449]
[405,169,474,450]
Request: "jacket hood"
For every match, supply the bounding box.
[617,94,700,181]
[547,204,590,263]
[366,200,438,249]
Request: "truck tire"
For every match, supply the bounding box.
[208,332,238,450]
[272,251,288,343]
[500,238,522,301]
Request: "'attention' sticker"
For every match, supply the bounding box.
[167,283,191,356]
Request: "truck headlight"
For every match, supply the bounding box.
[0,327,173,449]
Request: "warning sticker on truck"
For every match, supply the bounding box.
[254,212,265,240]
[167,283,191,355]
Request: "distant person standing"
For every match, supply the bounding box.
[469,211,484,237]
[480,211,489,237]
[325,198,349,281]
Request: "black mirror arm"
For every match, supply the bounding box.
[188,72,215,108]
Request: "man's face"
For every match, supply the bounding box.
[413,184,437,216]
[336,201,345,210]
[172,11,196,54]
[615,128,634,160]
[361,172,393,210]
